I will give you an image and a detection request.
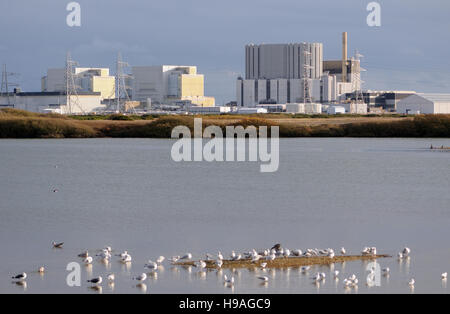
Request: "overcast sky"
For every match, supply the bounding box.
[0,0,449,104]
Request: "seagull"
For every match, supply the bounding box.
[116,250,128,258]
[217,252,224,260]
[121,254,132,263]
[216,259,223,268]
[12,273,27,281]
[87,276,103,285]
[230,251,236,259]
[223,275,234,285]
[38,266,45,273]
[156,256,165,264]
[408,278,415,286]
[301,266,310,273]
[283,249,291,257]
[266,253,276,261]
[328,251,335,258]
[84,256,93,265]
[104,246,112,253]
[397,252,404,260]
[78,251,89,258]
[97,250,111,260]
[180,253,192,260]
[145,260,158,271]
[233,254,242,261]
[170,256,180,263]
[133,273,147,282]
[260,262,267,269]
[334,270,340,278]
[258,276,269,282]
[340,247,346,255]
[107,274,115,282]
[312,273,323,282]
[194,260,207,269]
[271,244,281,251]
[292,249,302,256]
[52,241,64,248]
[442,272,448,280]
[402,247,411,256]
[251,254,262,263]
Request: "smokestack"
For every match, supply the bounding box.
[342,32,348,83]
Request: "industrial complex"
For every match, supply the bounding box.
[1,32,449,115]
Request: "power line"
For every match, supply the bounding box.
[115,52,133,113]
[1,64,20,107]
[65,52,85,115]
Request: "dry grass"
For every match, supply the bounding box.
[1,109,449,138]
[173,254,391,269]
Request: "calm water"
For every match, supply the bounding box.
[0,138,449,294]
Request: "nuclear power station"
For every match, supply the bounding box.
[236,32,363,112]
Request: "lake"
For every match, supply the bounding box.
[0,138,449,294]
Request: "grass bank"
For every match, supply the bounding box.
[1,109,449,138]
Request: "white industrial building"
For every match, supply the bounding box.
[0,92,104,114]
[245,43,323,80]
[238,42,325,107]
[237,33,362,108]
[397,93,450,114]
[131,65,215,107]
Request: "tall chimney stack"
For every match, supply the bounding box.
[342,32,348,83]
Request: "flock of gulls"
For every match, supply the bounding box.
[9,242,449,292]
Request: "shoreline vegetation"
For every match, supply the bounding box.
[0,108,449,139]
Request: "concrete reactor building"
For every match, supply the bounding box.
[41,67,116,100]
[236,32,362,109]
[132,65,215,107]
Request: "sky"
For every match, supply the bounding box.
[0,0,449,104]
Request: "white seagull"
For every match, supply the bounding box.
[258,276,269,282]
[145,260,158,271]
[194,260,207,269]
[87,276,103,285]
[442,272,448,280]
[133,273,147,282]
[121,254,132,263]
[223,275,234,285]
[408,278,415,286]
[340,247,346,255]
[402,247,411,256]
[84,256,93,265]
[107,274,115,282]
[180,253,192,260]
[156,256,165,264]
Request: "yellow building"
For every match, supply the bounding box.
[132,65,215,106]
[178,69,215,107]
[42,67,115,101]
